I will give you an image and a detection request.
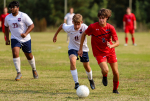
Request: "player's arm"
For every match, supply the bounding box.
[123,21,125,30]
[5,26,10,45]
[53,24,63,43]
[21,24,34,38]
[64,19,67,24]
[134,20,136,30]
[0,21,1,27]
[78,32,87,57]
[107,40,119,48]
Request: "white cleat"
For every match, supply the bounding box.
[133,43,137,46]
[124,44,128,46]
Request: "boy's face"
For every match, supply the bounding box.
[9,6,19,14]
[73,21,83,30]
[3,8,8,14]
[126,8,131,14]
[98,16,107,25]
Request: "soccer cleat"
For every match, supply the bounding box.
[124,44,128,46]
[113,90,119,94]
[102,77,108,86]
[75,82,79,89]
[133,43,137,46]
[32,70,38,79]
[89,79,95,90]
[15,72,22,81]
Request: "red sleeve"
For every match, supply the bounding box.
[110,26,118,41]
[85,24,93,36]
[123,15,126,21]
[133,14,136,21]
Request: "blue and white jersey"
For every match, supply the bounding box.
[4,11,33,43]
[62,23,89,52]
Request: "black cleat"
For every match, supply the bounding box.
[102,77,108,86]
[89,79,95,90]
[32,70,38,79]
[113,90,119,94]
[75,82,79,89]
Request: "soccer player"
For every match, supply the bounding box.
[4,1,38,81]
[78,8,120,94]
[64,7,75,43]
[53,14,95,90]
[123,7,137,46]
[0,7,9,41]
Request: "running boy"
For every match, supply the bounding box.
[78,9,119,94]
[53,14,95,90]
[5,1,38,81]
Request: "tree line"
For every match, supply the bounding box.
[0,0,150,31]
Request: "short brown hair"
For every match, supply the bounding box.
[97,8,112,20]
[73,14,83,23]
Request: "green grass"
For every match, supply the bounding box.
[0,32,150,101]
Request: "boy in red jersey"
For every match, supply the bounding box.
[123,7,136,46]
[78,8,119,94]
[0,7,9,41]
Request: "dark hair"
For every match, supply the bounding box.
[8,1,19,8]
[97,8,112,20]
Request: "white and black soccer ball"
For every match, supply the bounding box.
[76,85,89,98]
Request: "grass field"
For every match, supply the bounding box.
[0,32,150,101]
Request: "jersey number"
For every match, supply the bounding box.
[102,38,106,43]
[13,23,18,28]
[74,36,79,41]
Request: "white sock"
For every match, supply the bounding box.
[86,70,93,80]
[13,57,21,73]
[28,56,36,70]
[71,69,78,83]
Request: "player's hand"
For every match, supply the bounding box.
[53,36,57,43]
[134,26,136,30]
[78,49,83,57]
[6,40,10,45]
[107,41,112,48]
[21,33,27,38]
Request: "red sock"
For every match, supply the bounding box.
[103,74,107,77]
[113,80,119,90]
[125,37,128,44]
[132,37,135,44]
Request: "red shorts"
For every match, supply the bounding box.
[95,54,117,64]
[125,26,134,34]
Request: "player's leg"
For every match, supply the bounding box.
[22,40,38,79]
[11,39,22,81]
[130,29,136,46]
[109,62,119,94]
[124,27,129,46]
[68,49,79,89]
[96,55,109,86]
[80,52,95,89]
[107,54,119,94]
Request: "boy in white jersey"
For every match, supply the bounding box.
[4,1,38,81]
[53,14,95,90]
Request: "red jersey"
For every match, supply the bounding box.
[123,13,136,27]
[85,22,118,56]
[0,13,9,27]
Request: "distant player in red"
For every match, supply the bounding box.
[123,7,136,46]
[0,7,9,41]
[78,8,120,94]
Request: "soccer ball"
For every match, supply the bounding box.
[76,85,90,98]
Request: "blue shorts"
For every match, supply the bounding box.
[11,39,32,53]
[68,49,89,62]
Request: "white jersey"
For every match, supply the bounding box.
[62,23,89,52]
[64,13,75,25]
[4,11,33,43]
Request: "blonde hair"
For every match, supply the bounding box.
[97,8,112,20]
[73,14,83,23]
